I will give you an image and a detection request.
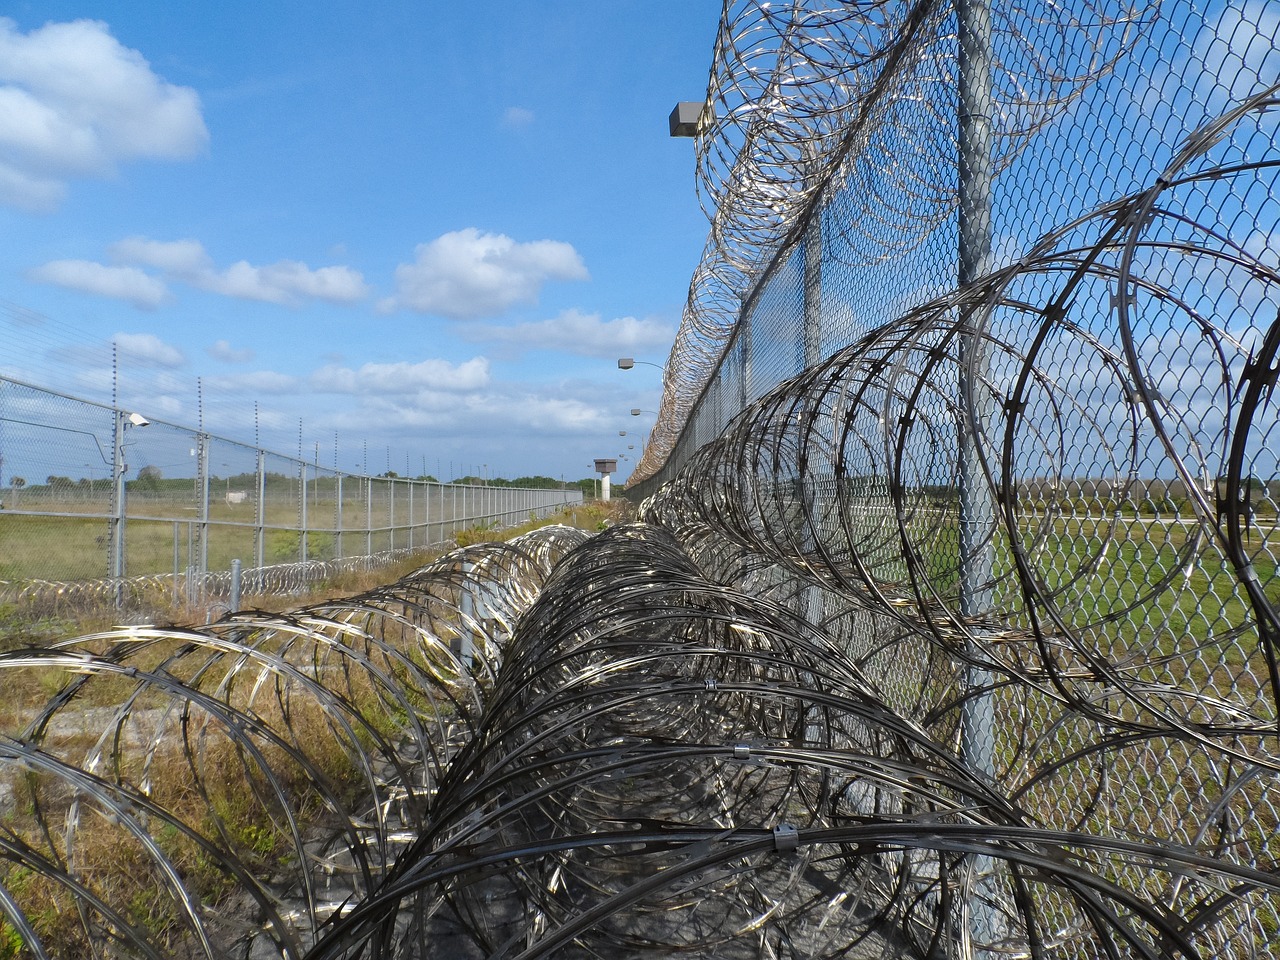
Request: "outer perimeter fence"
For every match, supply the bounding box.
[619,0,1280,954]
[0,375,581,608]
[631,0,1280,492]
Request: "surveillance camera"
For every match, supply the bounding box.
[127,412,150,427]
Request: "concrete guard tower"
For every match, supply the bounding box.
[594,458,617,501]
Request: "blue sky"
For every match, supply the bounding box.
[0,2,716,482]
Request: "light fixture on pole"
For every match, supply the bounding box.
[617,358,663,370]
[668,101,704,139]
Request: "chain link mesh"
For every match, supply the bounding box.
[0,377,582,613]
[628,0,1280,953]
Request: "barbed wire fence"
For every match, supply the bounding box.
[3,1,1280,957]
[0,375,582,614]
[611,0,1280,954]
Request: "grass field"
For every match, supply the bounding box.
[0,486,571,581]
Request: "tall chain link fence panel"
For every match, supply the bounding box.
[627,0,1280,953]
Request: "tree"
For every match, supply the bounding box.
[134,464,162,494]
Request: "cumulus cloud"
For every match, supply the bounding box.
[502,106,535,129]
[28,259,169,308]
[386,228,588,319]
[329,382,610,438]
[0,18,207,212]
[33,236,369,308]
[1136,1,1280,133]
[109,236,212,275]
[204,370,299,394]
[310,357,491,394]
[113,331,185,368]
[463,309,676,358]
[207,339,255,363]
[203,259,369,305]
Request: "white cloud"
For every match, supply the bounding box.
[204,370,299,394]
[110,236,212,276]
[113,331,185,368]
[1135,1,1280,137]
[463,309,676,358]
[502,106,535,129]
[1192,1,1280,105]
[28,259,169,308]
[0,18,207,212]
[203,259,369,305]
[310,357,491,394]
[46,236,370,308]
[207,339,255,363]
[387,228,589,319]
[328,382,611,437]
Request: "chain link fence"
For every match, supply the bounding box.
[626,0,1280,952]
[0,376,582,610]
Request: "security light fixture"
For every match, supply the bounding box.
[669,101,702,138]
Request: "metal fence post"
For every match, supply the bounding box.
[195,433,210,590]
[255,449,266,569]
[109,409,126,596]
[336,472,344,559]
[172,521,180,605]
[300,459,309,562]
[230,557,241,613]
[958,0,1000,950]
[801,192,825,633]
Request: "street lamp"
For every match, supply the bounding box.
[617,358,663,370]
[631,408,658,416]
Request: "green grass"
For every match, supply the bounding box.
[0,489,553,581]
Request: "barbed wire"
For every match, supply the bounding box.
[0,525,589,958]
[636,0,1154,483]
[0,549,425,617]
[305,519,1280,959]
